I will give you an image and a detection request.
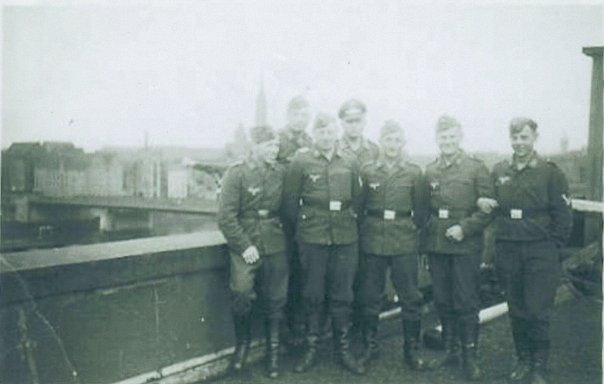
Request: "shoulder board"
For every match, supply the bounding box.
[546,159,559,168]
[228,160,244,167]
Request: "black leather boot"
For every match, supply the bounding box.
[231,313,252,372]
[403,320,427,371]
[294,314,320,373]
[428,318,461,369]
[333,317,365,375]
[460,320,482,381]
[510,321,532,382]
[358,315,379,366]
[530,340,550,384]
[265,318,280,378]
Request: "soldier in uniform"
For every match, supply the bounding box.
[337,98,379,333]
[478,118,572,384]
[217,125,288,379]
[337,99,379,166]
[423,115,494,381]
[276,95,313,346]
[284,112,365,375]
[277,95,313,163]
[358,121,428,371]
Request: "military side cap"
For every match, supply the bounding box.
[287,95,310,112]
[436,115,461,132]
[338,98,367,118]
[249,125,276,144]
[313,112,336,129]
[380,120,403,138]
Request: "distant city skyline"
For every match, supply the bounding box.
[3,2,602,154]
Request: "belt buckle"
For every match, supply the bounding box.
[510,209,523,220]
[257,209,269,218]
[438,209,449,219]
[329,200,342,211]
[383,210,396,220]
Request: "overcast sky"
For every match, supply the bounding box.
[2,1,603,154]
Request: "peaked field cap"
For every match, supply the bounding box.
[313,112,336,129]
[287,95,310,112]
[249,125,277,144]
[380,120,404,138]
[436,114,462,132]
[338,98,367,118]
[509,117,538,134]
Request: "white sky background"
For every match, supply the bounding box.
[2,1,603,154]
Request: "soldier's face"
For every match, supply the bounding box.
[380,131,405,159]
[340,111,366,139]
[510,126,538,157]
[313,123,339,151]
[436,127,462,155]
[287,107,311,132]
[254,139,280,164]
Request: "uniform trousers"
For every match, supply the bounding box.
[494,240,560,347]
[428,252,481,326]
[229,250,289,319]
[360,253,423,321]
[298,242,358,319]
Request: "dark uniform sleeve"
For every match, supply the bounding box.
[217,166,252,255]
[283,154,304,228]
[412,170,430,229]
[547,164,573,247]
[459,162,495,237]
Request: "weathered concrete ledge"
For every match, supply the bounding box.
[0,231,242,384]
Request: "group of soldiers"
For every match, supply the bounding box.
[217,96,573,384]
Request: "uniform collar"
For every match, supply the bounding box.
[312,146,341,161]
[511,151,540,170]
[376,153,407,170]
[339,136,372,151]
[283,126,309,140]
[437,149,465,168]
[247,155,275,170]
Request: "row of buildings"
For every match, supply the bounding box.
[1,142,225,200]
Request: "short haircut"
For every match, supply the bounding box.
[380,120,404,138]
[436,115,462,134]
[313,112,336,130]
[509,117,538,135]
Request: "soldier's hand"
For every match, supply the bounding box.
[242,246,260,264]
[476,197,498,214]
[445,225,464,242]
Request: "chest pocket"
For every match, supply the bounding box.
[388,177,414,209]
[442,177,475,208]
[329,169,352,201]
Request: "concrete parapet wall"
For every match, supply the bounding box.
[0,231,238,384]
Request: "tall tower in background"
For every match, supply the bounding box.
[255,77,268,127]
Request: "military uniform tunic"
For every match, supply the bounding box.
[337,137,379,167]
[284,147,362,245]
[218,159,288,318]
[424,151,494,255]
[360,158,426,255]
